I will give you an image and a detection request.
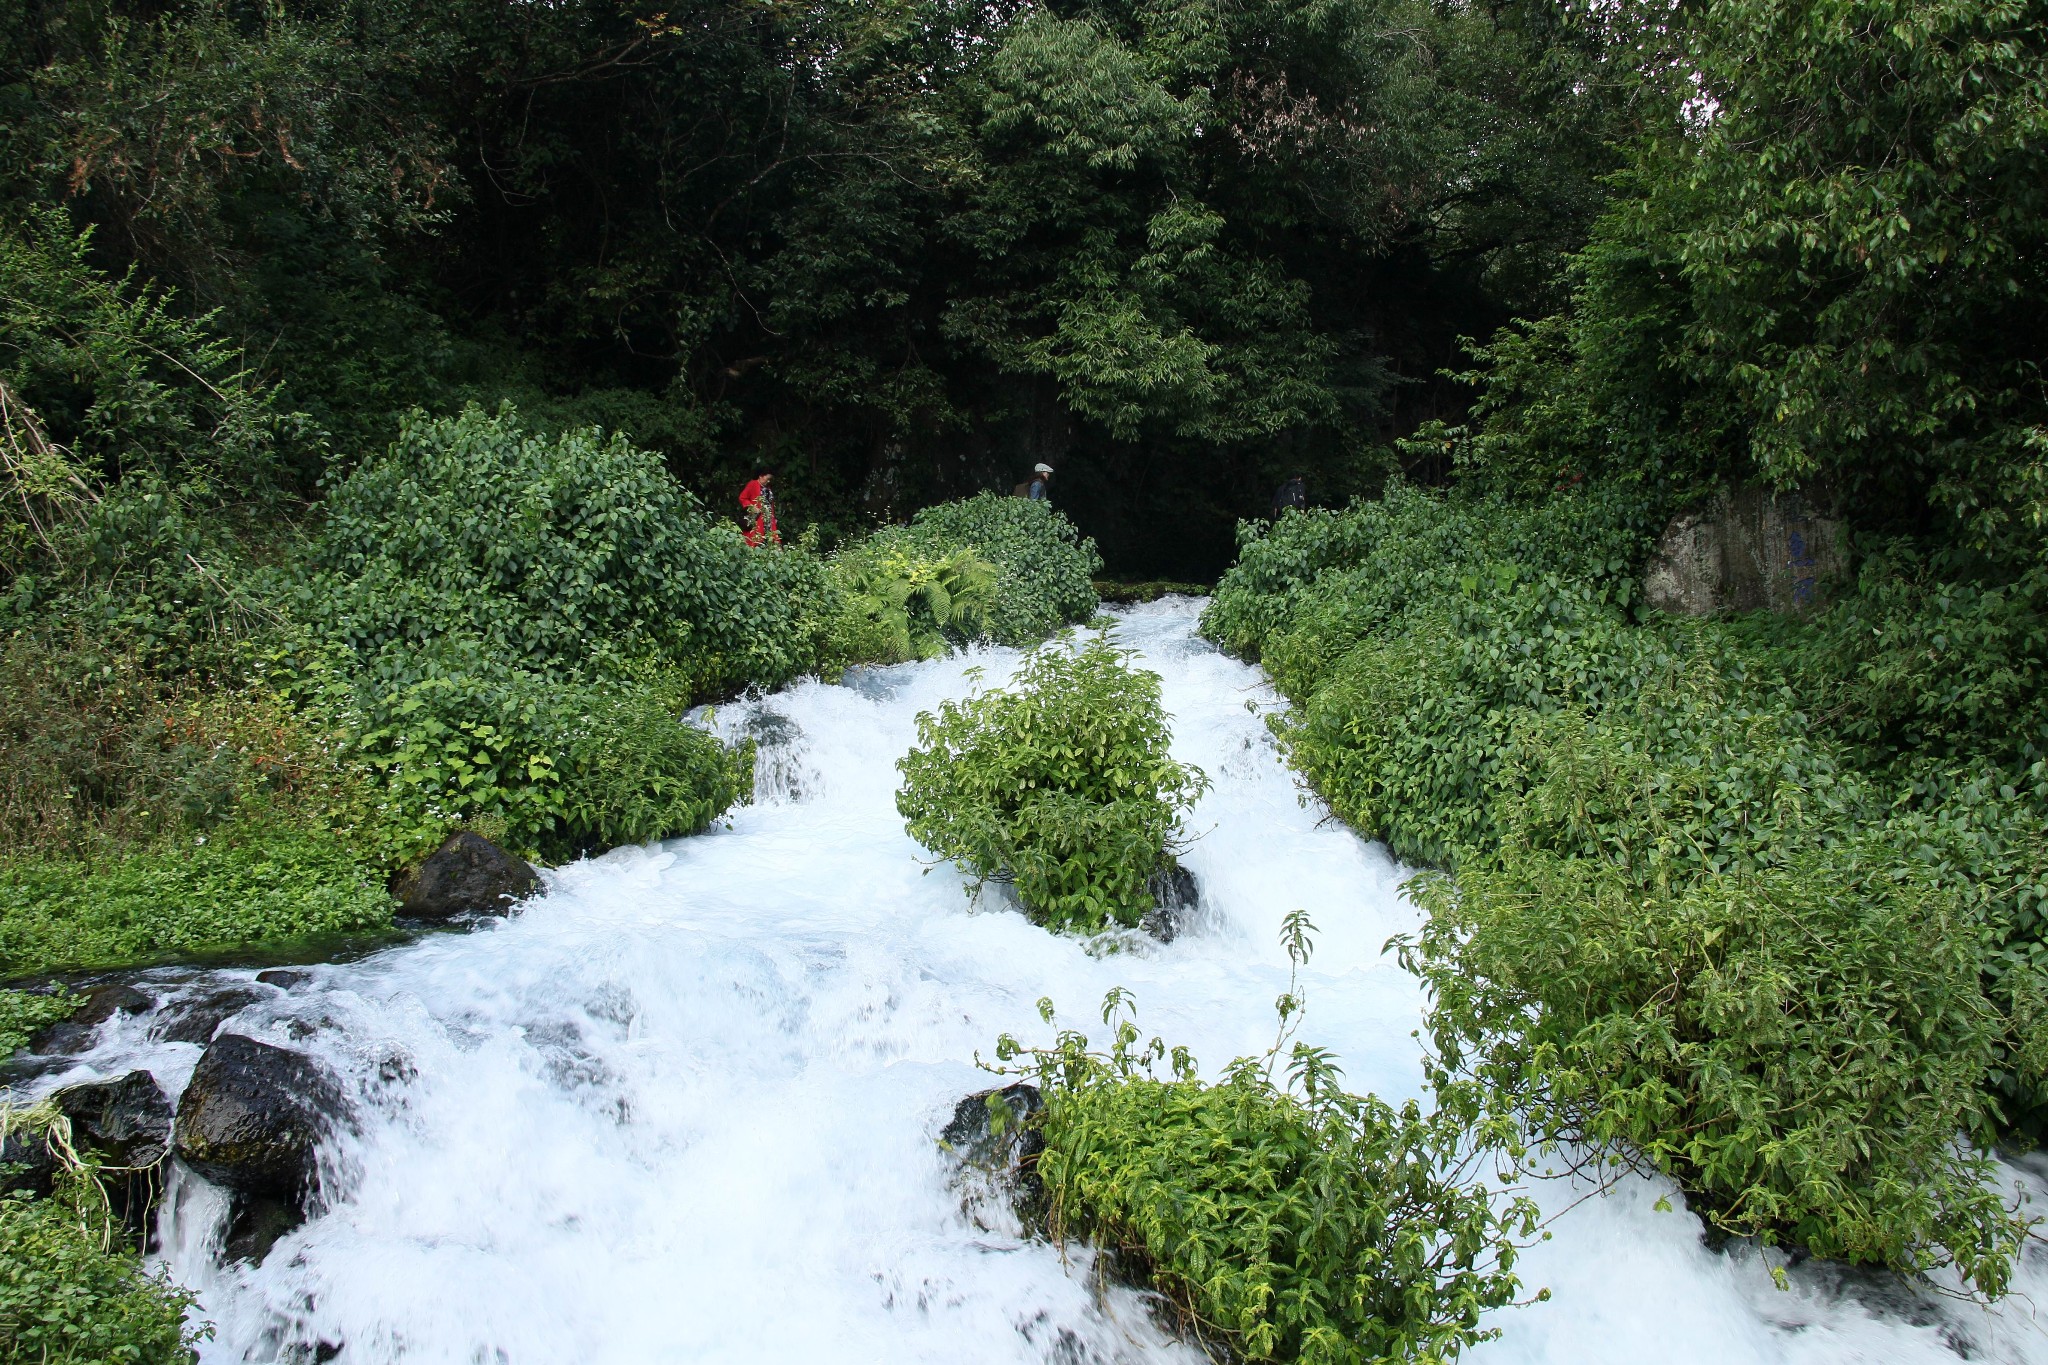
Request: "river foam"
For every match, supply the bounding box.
[17,598,2048,1363]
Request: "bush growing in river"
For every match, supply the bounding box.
[896,636,1206,934]
[1206,484,2048,1289]
[993,918,1538,1363]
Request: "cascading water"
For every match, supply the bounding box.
[14,599,2048,1364]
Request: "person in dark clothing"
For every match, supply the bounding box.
[1271,473,1307,518]
[1014,463,1054,500]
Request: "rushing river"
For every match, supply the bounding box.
[18,598,2048,1364]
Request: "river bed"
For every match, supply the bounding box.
[16,598,2048,1363]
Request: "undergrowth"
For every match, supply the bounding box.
[992,915,1539,1363]
[1203,483,2048,1292]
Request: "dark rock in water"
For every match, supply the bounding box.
[0,1070,172,1227]
[1141,862,1200,944]
[152,984,270,1045]
[257,969,313,990]
[391,832,539,919]
[942,1084,1047,1228]
[51,1070,173,1237]
[27,982,154,1055]
[223,1190,308,1265]
[173,1034,350,1198]
[52,1070,173,1169]
[941,1083,1046,1172]
[0,1122,56,1196]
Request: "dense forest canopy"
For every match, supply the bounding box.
[0,0,1648,575]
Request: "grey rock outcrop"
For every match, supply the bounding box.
[1643,486,1845,616]
[391,831,540,918]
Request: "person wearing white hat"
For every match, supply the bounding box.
[1027,463,1054,501]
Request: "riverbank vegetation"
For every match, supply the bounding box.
[1198,0,2048,1298]
[996,919,1539,1363]
[1,244,1103,990]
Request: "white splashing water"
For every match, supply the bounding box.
[20,599,2048,1364]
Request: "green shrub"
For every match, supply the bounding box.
[0,631,404,862]
[0,988,75,1055]
[1210,484,2048,1290]
[828,530,999,663]
[897,635,1205,933]
[311,403,832,694]
[0,1173,202,1365]
[1198,482,1652,667]
[1400,831,2030,1294]
[906,493,1103,645]
[0,823,391,976]
[338,663,753,863]
[993,919,1538,1363]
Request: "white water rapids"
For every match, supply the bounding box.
[20,598,2048,1363]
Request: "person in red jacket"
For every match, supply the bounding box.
[739,465,779,546]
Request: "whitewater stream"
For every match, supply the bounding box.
[16,598,2048,1364]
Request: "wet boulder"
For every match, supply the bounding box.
[1141,862,1200,944]
[256,969,313,990]
[941,1083,1045,1172]
[0,1070,172,1209]
[173,1034,350,1197]
[27,982,154,1056]
[53,1070,174,1169]
[0,1121,56,1196]
[151,983,270,1045]
[391,832,539,919]
[941,1084,1047,1228]
[52,1070,174,1236]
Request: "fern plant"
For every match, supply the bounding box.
[833,532,1000,661]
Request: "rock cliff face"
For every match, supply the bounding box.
[1643,487,1845,616]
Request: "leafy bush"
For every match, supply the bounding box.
[897,635,1205,933]
[0,632,399,859]
[334,662,752,863]
[0,988,75,1056]
[906,493,1103,645]
[828,530,999,663]
[0,1173,202,1365]
[1199,481,1653,678]
[0,823,391,976]
[1402,833,2031,1294]
[1210,484,2048,1290]
[992,919,1538,1363]
[311,403,833,695]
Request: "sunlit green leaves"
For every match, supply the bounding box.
[896,633,1205,933]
